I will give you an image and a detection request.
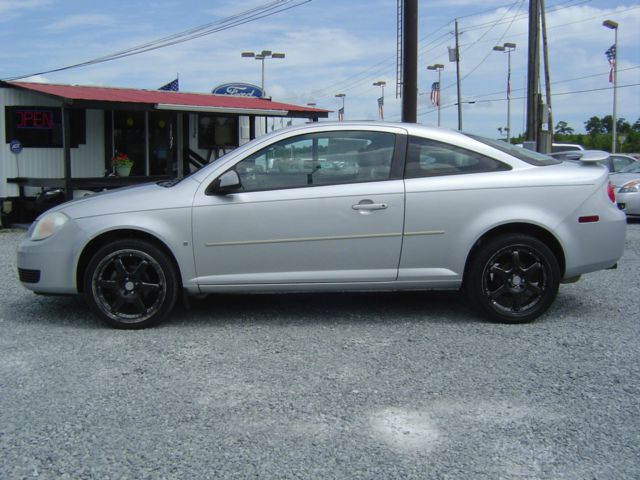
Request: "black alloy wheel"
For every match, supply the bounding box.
[465,234,560,323]
[84,239,178,329]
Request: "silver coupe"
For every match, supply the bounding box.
[17,122,626,328]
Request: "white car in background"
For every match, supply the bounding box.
[610,162,640,218]
[551,143,584,153]
[549,150,639,174]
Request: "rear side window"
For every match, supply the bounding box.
[405,136,510,178]
[466,133,561,166]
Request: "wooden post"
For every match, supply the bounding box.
[62,105,72,200]
[401,0,418,123]
[526,0,540,144]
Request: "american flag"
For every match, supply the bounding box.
[159,78,179,91]
[430,82,440,107]
[605,45,616,83]
[338,107,344,122]
[377,96,384,120]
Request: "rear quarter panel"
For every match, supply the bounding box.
[399,163,624,283]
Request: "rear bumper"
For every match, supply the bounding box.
[561,207,626,279]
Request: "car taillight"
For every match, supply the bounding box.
[607,182,616,203]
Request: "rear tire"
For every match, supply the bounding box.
[465,234,560,323]
[83,239,178,329]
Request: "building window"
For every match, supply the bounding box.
[149,111,177,175]
[113,111,146,176]
[4,106,85,148]
[198,114,238,150]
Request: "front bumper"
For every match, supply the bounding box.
[17,221,87,295]
[616,191,640,216]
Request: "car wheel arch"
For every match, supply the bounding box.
[463,222,566,281]
[76,229,183,294]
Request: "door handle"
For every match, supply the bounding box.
[352,201,388,211]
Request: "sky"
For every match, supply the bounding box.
[0,0,638,138]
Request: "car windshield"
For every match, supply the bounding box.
[465,133,561,166]
[619,162,640,174]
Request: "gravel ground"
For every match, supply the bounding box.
[1,223,639,479]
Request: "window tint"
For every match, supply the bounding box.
[466,133,561,166]
[405,136,510,178]
[232,131,395,192]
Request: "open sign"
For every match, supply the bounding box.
[15,109,54,129]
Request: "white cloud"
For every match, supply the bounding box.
[0,0,51,18]
[2,0,637,135]
[46,14,117,32]
[20,74,50,83]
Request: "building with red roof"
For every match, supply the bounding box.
[0,81,329,223]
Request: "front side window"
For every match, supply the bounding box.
[231,131,396,192]
[406,136,510,178]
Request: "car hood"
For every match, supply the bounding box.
[610,173,640,188]
[47,178,199,220]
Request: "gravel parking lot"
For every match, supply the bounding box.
[1,223,639,479]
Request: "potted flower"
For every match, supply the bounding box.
[112,152,133,177]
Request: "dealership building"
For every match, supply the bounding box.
[0,81,328,224]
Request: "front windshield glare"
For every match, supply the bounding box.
[465,133,561,166]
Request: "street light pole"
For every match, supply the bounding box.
[335,93,346,121]
[427,64,444,127]
[493,42,516,142]
[603,20,619,153]
[455,19,462,130]
[241,50,285,98]
[373,81,386,120]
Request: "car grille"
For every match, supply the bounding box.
[18,268,40,283]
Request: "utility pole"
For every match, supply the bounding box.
[526,0,540,145]
[540,0,553,152]
[455,19,462,130]
[401,0,418,123]
[603,19,619,153]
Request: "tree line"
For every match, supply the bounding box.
[511,116,640,153]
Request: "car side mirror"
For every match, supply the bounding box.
[206,170,242,195]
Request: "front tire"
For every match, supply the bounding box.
[465,234,560,323]
[84,239,178,329]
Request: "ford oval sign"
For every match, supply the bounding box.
[212,83,264,98]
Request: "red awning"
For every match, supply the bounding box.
[5,81,329,118]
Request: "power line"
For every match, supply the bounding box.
[464,65,640,101]
[2,0,311,81]
[416,82,640,118]
[307,0,595,105]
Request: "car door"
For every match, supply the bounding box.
[191,128,406,288]
[399,135,512,284]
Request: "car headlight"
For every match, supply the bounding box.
[619,180,640,194]
[30,211,70,241]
